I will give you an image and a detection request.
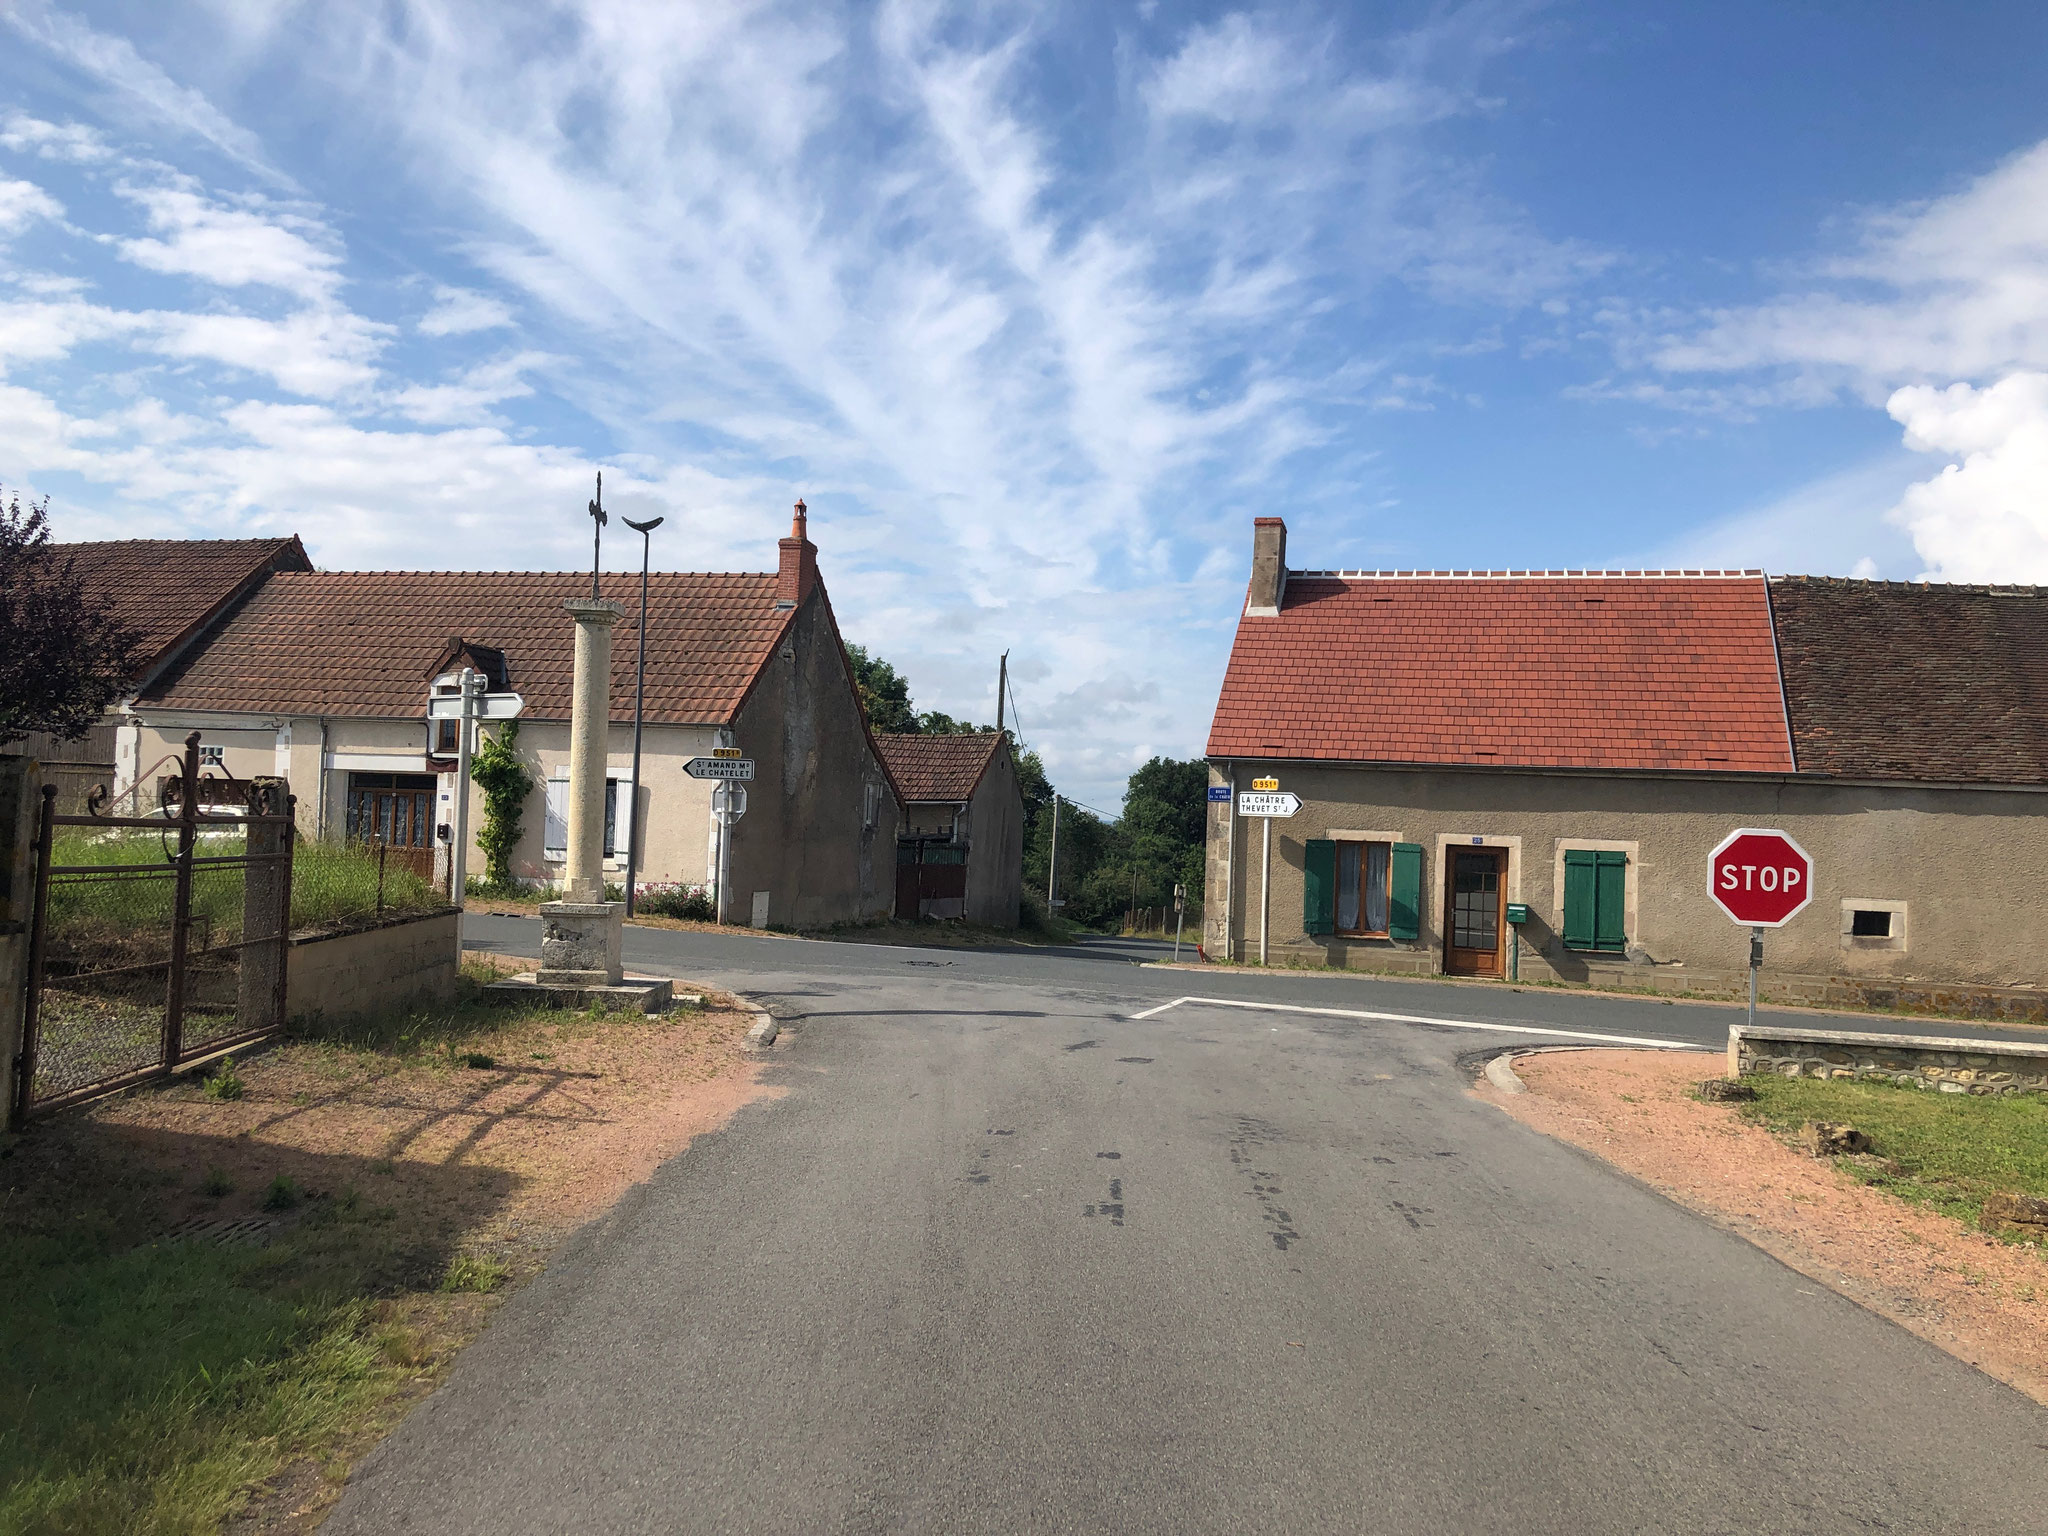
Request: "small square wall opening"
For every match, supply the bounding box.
[1849,909,1891,938]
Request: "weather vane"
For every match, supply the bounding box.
[587,470,607,600]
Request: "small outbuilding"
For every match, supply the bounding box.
[1202,516,2048,1017]
[873,732,1025,926]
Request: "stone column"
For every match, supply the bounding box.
[537,597,626,987]
[563,598,623,902]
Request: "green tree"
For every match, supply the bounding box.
[470,720,533,890]
[0,491,144,744]
[843,644,919,734]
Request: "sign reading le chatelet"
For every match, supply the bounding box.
[685,756,755,781]
[1237,791,1300,818]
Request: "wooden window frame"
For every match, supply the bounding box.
[1334,838,1393,939]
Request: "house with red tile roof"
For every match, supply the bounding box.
[125,506,904,928]
[20,536,312,810]
[1203,517,2048,1010]
[873,731,1024,925]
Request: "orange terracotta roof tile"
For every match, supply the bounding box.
[873,732,1005,801]
[50,536,312,675]
[1206,572,1795,772]
[139,569,802,725]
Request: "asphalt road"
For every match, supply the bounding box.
[326,920,2048,1534]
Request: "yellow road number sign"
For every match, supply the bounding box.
[1251,776,1279,791]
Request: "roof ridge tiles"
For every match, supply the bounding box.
[1289,568,1767,580]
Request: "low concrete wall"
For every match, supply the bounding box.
[1731,1025,2048,1097]
[288,909,461,1026]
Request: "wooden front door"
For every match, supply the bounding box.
[1443,848,1505,976]
[345,773,439,882]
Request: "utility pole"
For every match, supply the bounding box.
[996,651,1008,736]
[1046,793,1060,909]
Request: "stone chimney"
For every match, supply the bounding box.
[1246,516,1288,616]
[777,498,817,609]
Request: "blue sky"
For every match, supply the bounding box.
[4,2,2047,812]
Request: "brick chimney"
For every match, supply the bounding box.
[1246,516,1288,616]
[777,498,817,609]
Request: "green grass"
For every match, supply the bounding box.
[0,1177,407,1535]
[46,832,445,945]
[0,966,587,1534]
[1735,1075,2048,1237]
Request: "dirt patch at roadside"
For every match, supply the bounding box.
[1482,1048,2048,1404]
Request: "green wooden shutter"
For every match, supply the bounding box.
[1303,839,1336,936]
[1388,843,1422,941]
[1594,850,1628,952]
[1562,849,1596,948]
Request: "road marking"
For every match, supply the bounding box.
[1129,995,1700,1050]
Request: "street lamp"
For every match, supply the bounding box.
[620,513,664,916]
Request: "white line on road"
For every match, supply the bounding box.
[1129,995,1702,1050]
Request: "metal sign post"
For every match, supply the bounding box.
[1172,882,1187,963]
[1237,789,1300,965]
[1707,827,1814,1028]
[429,676,523,904]
[711,779,747,925]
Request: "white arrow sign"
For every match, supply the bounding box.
[1237,791,1300,818]
[428,692,524,721]
[687,756,755,781]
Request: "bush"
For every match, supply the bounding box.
[637,884,715,921]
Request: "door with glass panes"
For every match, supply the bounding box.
[1443,847,1505,976]
[345,772,438,882]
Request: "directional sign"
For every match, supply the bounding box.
[686,756,755,781]
[427,691,524,721]
[1709,827,1813,927]
[1237,791,1300,818]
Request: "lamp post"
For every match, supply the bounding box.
[620,513,664,916]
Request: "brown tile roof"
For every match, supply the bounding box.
[139,569,801,725]
[51,536,312,678]
[1770,576,2048,784]
[873,732,1005,801]
[1206,571,1796,773]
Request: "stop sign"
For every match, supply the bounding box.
[1708,827,1814,927]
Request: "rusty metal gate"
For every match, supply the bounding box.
[14,733,294,1118]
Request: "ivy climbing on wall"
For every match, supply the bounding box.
[470,719,533,891]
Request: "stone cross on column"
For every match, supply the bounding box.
[537,595,626,987]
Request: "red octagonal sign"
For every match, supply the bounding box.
[1709,827,1814,927]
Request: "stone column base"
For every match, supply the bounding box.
[536,900,624,987]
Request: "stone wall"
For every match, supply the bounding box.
[1731,1025,2048,1097]
[288,909,460,1027]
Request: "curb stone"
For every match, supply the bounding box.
[1483,1051,1527,1095]
[731,991,779,1048]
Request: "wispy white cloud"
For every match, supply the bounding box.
[418,285,515,337]
[2,0,288,184]
[0,177,64,229]
[0,2,1601,806]
[1639,138,2048,581]
[115,182,343,302]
